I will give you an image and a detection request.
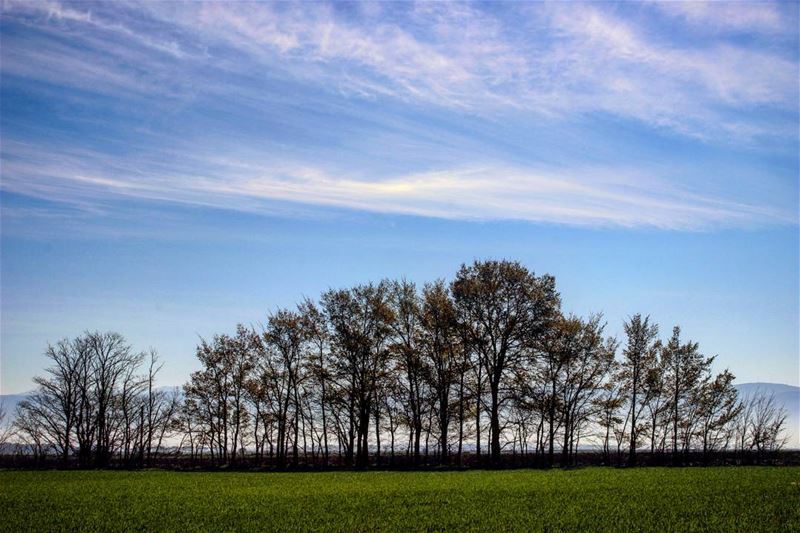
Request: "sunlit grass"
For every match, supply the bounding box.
[1,467,798,531]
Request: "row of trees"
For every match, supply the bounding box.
[10,333,180,467]
[5,261,790,468]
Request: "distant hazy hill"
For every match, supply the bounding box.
[735,382,799,449]
[2,383,798,447]
[0,392,32,426]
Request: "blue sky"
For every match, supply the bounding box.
[1,1,798,393]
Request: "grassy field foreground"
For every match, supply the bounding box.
[1,467,799,532]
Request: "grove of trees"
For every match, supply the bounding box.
[5,260,790,469]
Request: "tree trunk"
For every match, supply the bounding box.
[490,381,501,465]
[629,366,638,467]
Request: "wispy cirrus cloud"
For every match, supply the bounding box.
[0,1,797,231]
[3,1,796,136]
[2,139,794,230]
[651,0,789,34]
[170,1,799,140]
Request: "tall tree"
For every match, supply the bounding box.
[662,326,714,459]
[87,332,144,467]
[559,314,617,466]
[419,280,460,464]
[621,314,659,466]
[299,298,332,466]
[538,314,570,467]
[642,348,670,454]
[262,310,307,466]
[388,280,427,465]
[452,260,560,464]
[696,370,740,459]
[323,283,394,467]
[185,328,254,465]
[16,338,86,465]
[15,332,149,467]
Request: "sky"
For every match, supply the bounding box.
[0,1,798,394]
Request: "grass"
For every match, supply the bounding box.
[1,467,798,532]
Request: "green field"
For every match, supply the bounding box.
[1,467,798,532]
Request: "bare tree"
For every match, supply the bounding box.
[642,349,670,454]
[16,338,85,464]
[0,402,14,446]
[14,332,154,467]
[739,393,788,459]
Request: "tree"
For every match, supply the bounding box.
[662,326,714,458]
[14,332,151,467]
[594,375,624,464]
[86,332,144,467]
[16,338,85,465]
[184,327,254,465]
[419,280,461,464]
[559,314,617,466]
[138,350,180,466]
[642,349,670,454]
[323,283,394,467]
[621,314,659,466]
[696,370,740,459]
[452,260,560,464]
[299,298,332,466]
[538,315,568,467]
[736,393,788,459]
[0,402,13,446]
[387,279,427,465]
[261,310,307,467]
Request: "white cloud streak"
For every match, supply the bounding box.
[1,141,793,230]
[651,1,789,34]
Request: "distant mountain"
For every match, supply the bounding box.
[735,382,799,397]
[735,382,799,449]
[0,392,33,427]
[0,387,180,429]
